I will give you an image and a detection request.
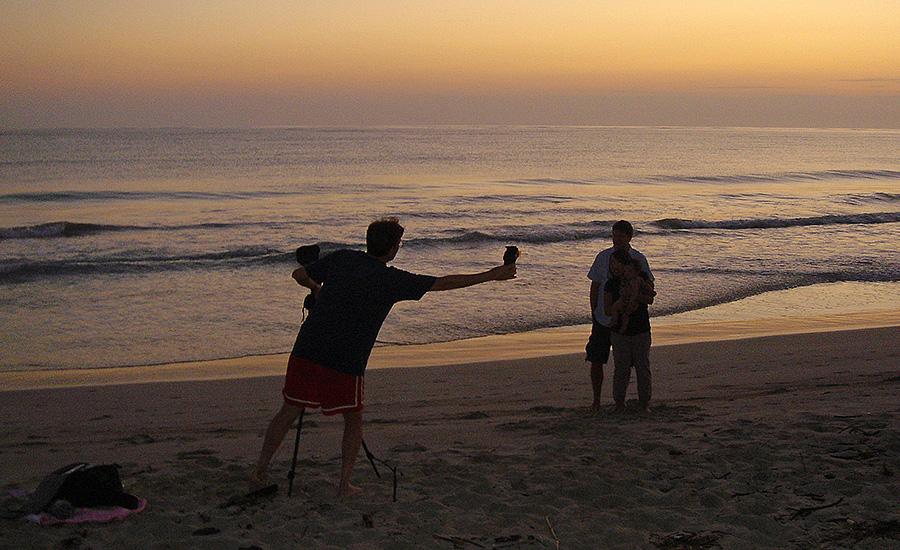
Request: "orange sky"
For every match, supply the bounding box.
[2,1,899,128]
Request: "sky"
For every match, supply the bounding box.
[2,0,899,129]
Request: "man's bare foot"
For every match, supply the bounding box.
[248,470,267,490]
[590,400,602,412]
[337,484,364,498]
[639,405,651,414]
[613,404,626,413]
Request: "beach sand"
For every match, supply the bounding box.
[2,320,900,549]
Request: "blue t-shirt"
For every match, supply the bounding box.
[291,249,437,376]
[587,246,653,325]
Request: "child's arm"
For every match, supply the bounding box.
[623,279,641,310]
[604,288,624,317]
[635,277,656,304]
[603,291,627,325]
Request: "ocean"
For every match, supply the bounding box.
[1,126,899,373]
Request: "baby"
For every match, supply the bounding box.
[608,252,655,334]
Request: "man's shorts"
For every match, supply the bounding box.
[585,318,612,364]
[282,355,364,415]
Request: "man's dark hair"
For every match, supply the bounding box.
[367,217,405,257]
[612,220,634,238]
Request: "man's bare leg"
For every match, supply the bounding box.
[590,361,604,411]
[251,403,303,487]
[338,409,364,497]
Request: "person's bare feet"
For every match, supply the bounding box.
[613,404,626,413]
[248,470,267,490]
[590,399,602,412]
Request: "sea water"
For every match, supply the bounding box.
[1,126,899,372]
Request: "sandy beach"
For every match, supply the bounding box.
[3,317,900,549]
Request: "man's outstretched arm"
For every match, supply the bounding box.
[430,263,516,292]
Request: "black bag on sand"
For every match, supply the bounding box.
[21,463,140,517]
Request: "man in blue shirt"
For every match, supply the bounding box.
[252,217,517,496]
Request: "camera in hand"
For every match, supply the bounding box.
[503,246,520,265]
[296,244,321,310]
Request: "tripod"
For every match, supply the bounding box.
[286,411,388,497]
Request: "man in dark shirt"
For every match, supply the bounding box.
[603,249,655,413]
[251,217,517,496]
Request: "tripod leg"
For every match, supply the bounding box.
[287,408,305,496]
[360,439,380,478]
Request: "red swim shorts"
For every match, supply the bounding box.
[282,355,364,415]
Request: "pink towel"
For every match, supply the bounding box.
[29,499,147,526]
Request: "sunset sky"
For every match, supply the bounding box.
[2,1,899,129]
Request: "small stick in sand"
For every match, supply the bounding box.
[433,534,486,548]
[546,516,560,549]
[789,497,845,519]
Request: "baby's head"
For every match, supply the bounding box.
[611,249,640,279]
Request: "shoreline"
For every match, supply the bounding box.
[3,307,899,392]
